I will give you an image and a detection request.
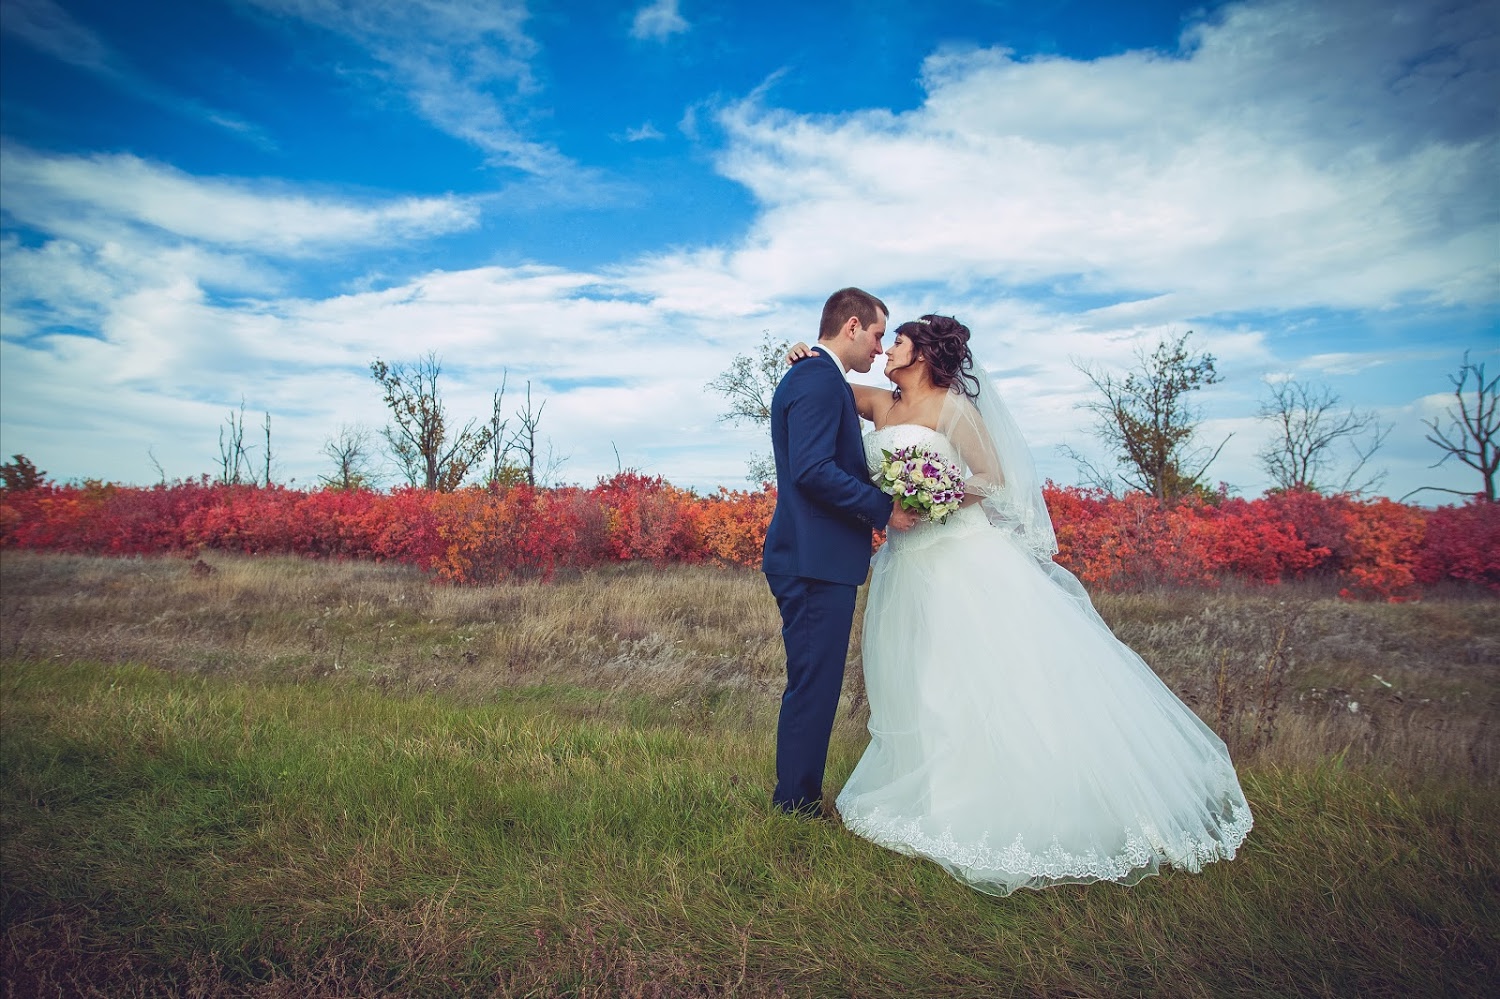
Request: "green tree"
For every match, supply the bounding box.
[706,330,790,483]
[371,353,494,492]
[0,454,46,491]
[1074,332,1229,501]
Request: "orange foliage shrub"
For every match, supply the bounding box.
[1049,487,1218,590]
[3,476,1494,599]
[698,487,776,568]
[430,485,581,583]
[1337,497,1426,600]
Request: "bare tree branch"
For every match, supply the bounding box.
[1421,351,1498,502]
[217,399,254,486]
[147,446,167,485]
[1256,378,1388,495]
[507,380,545,487]
[261,411,274,487]
[1399,484,1479,502]
[1056,443,1120,494]
[319,423,375,491]
[485,373,524,488]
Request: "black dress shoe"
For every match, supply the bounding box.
[775,798,824,820]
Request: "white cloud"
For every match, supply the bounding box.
[0,143,487,453]
[0,258,743,487]
[0,147,480,256]
[630,0,689,42]
[624,122,666,142]
[1298,353,1395,377]
[637,0,1496,318]
[242,0,595,181]
[0,0,112,71]
[2,0,1493,503]
[0,0,272,145]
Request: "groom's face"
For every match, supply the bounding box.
[847,312,887,374]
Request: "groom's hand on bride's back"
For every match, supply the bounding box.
[888,502,919,531]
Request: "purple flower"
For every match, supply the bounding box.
[873,442,966,522]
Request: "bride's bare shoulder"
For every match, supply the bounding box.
[852,383,896,423]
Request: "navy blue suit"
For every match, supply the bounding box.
[762,348,892,813]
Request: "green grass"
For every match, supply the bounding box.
[3,657,1497,997]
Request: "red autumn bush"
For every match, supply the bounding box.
[1413,499,1500,591]
[1338,498,1427,600]
[1256,488,1354,578]
[3,475,1494,599]
[1197,497,1329,584]
[590,471,702,565]
[1050,488,1222,591]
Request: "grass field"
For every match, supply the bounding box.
[2,551,1497,997]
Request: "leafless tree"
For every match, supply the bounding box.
[370,353,493,491]
[261,411,274,487]
[707,330,790,483]
[217,400,254,486]
[147,446,167,485]
[319,423,376,491]
[485,374,528,489]
[1257,378,1388,495]
[1411,352,1498,503]
[1072,331,1229,501]
[505,380,567,487]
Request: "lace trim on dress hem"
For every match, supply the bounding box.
[836,798,1253,887]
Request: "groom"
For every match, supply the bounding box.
[762,287,917,816]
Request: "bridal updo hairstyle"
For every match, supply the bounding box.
[893,314,980,400]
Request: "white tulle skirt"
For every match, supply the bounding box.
[836,505,1252,896]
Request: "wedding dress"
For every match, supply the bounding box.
[835,415,1253,896]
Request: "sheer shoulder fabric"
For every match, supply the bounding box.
[935,369,1057,563]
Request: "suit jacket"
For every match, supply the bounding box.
[762,348,892,585]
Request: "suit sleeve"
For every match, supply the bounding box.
[784,369,893,529]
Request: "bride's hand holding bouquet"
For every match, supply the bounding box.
[874,445,966,523]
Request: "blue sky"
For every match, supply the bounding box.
[1,0,1496,501]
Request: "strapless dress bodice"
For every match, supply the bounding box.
[864,424,989,554]
[863,423,963,474]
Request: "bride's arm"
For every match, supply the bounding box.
[945,397,1006,504]
[786,342,888,421]
[849,384,889,422]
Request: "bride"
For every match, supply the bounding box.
[788,315,1252,896]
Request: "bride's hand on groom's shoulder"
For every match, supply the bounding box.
[786,342,814,364]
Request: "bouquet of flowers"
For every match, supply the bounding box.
[873,445,966,523]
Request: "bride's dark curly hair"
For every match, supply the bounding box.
[892,314,980,400]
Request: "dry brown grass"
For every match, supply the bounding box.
[1095,584,1498,779]
[2,549,1496,780]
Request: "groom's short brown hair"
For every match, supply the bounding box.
[818,287,888,341]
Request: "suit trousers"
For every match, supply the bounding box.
[766,572,858,814]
